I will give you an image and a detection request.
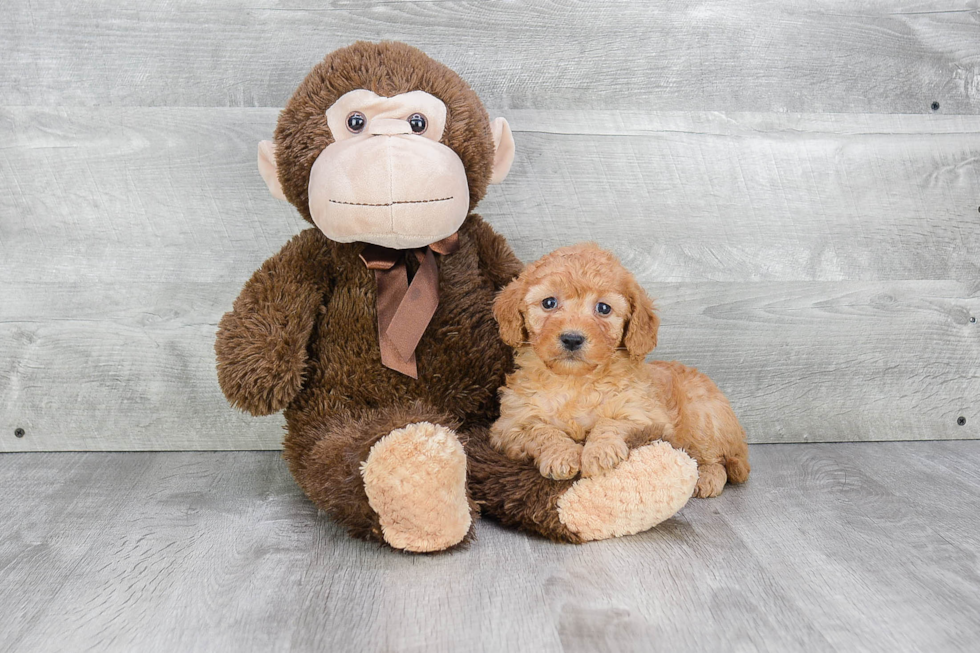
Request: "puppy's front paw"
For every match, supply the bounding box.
[581,433,629,478]
[538,441,584,480]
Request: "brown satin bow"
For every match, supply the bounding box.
[359,233,459,378]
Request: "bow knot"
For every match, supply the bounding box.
[359,233,459,378]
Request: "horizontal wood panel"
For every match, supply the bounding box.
[3,106,978,450]
[2,1,979,113]
[502,111,980,282]
[2,107,978,285]
[0,106,298,285]
[1,280,976,451]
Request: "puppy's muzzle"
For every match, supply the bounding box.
[559,331,586,352]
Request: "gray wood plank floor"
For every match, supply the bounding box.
[2,442,978,653]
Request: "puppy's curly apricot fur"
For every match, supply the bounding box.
[490,243,750,498]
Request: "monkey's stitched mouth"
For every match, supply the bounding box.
[328,196,454,207]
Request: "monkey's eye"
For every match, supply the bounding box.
[346,111,366,133]
[596,302,612,315]
[408,113,427,134]
[541,297,558,310]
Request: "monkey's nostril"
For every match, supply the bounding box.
[559,332,586,351]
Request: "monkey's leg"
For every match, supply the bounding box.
[284,403,475,553]
[467,425,582,542]
[468,426,697,543]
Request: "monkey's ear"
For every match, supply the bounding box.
[493,274,527,348]
[624,279,660,362]
[489,117,515,185]
[257,140,287,201]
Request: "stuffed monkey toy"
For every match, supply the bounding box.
[216,41,697,551]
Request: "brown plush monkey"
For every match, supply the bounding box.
[217,42,696,551]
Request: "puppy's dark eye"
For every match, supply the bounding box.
[541,297,558,310]
[596,302,612,315]
[408,113,427,134]
[346,111,366,133]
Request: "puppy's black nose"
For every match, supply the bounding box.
[559,332,586,351]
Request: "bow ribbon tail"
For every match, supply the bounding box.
[385,248,440,364]
[372,263,419,378]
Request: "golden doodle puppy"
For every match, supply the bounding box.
[490,243,749,498]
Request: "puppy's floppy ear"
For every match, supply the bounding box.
[493,274,527,348]
[624,277,660,362]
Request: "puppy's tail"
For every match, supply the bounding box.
[724,440,751,484]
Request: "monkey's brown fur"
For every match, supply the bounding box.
[216,213,521,546]
[216,42,542,549]
[217,42,695,549]
[467,424,672,543]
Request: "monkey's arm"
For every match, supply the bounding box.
[465,214,523,290]
[215,231,325,416]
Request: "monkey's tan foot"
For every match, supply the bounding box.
[580,432,630,478]
[557,441,698,541]
[537,440,584,480]
[694,462,727,498]
[361,422,471,552]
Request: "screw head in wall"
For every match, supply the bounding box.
[957,416,967,426]
[14,428,25,438]
[931,101,940,111]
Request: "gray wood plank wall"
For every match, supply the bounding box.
[1,1,978,450]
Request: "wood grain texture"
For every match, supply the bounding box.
[3,1,979,451]
[0,107,297,286]
[0,282,286,452]
[501,110,980,283]
[2,107,978,284]
[2,108,978,450]
[1,279,976,451]
[2,0,979,113]
[2,443,979,651]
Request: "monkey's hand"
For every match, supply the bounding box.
[215,233,322,416]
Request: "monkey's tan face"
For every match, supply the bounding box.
[305,90,470,250]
